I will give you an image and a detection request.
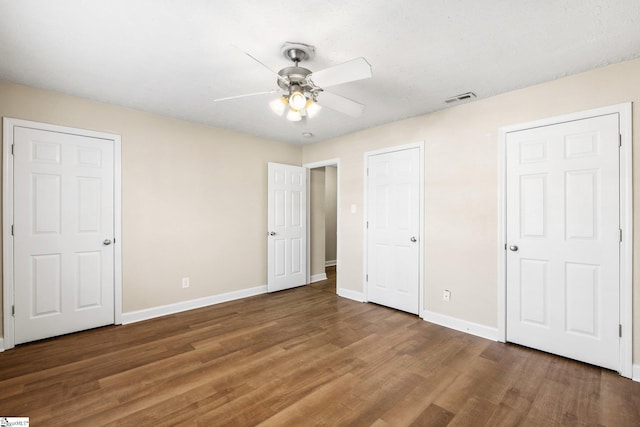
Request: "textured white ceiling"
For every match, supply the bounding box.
[1,1,639,144]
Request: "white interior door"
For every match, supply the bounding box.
[267,162,307,292]
[506,114,620,370]
[13,126,115,345]
[367,147,420,314]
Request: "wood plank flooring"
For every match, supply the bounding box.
[1,267,639,426]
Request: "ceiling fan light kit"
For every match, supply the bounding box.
[268,87,321,122]
[214,42,373,123]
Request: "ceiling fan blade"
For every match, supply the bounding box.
[233,45,288,86]
[316,91,365,117]
[214,89,278,102]
[310,57,372,88]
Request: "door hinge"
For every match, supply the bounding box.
[11,224,14,236]
[619,134,622,147]
[619,228,622,242]
[12,305,15,316]
[366,221,369,229]
[619,324,622,337]
[366,274,368,282]
[504,243,507,250]
[11,144,14,155]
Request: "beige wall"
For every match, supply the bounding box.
[0,80,301,329]
[310,168,326,276]
[302,58,640,363]
[325,166,337,264]
[3,57,639,364]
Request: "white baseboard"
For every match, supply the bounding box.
[421,309,499,341]
[337,288,366,303]
[325,260,336,267]
[421,310,639,380]
[310,273,328,283]
[122,285,267,324]
[0,337,4,352]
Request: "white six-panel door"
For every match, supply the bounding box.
[506,114,620,370]
[367,147,421,314]
[13,126,115,344]
[267,162,307,292]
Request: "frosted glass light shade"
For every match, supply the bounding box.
[305,100,321,118]
[269,97,287,116]
[286,109,302,121]
[289,91,307,110]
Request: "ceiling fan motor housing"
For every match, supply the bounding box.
[277,66,312,90]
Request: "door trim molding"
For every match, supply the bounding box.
[363,141,425,315]
[497,103,633,378]
[2,118,123,350]
[303,158,341,292]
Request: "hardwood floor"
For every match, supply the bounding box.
[1,266,639,426]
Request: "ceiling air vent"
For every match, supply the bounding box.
[445,92,477,104]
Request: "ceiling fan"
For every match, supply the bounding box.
[214,42,373,122]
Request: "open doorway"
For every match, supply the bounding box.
[304,159,339,294]
[323,166,337,293]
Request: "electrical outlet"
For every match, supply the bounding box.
[443,290,451,302]
[182,277,190,288]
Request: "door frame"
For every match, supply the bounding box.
[2,117,123,350]
[497,103,633,378]
[363,141,425,315]
[303,159,341,291]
